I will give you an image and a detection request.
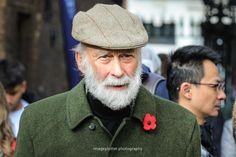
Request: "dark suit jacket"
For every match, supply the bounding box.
[15,79,200,157]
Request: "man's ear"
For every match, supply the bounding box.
[75,52,84,73]
[179,82,192,100]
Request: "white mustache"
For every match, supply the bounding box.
[102,76,130,86]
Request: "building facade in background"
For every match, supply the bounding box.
[0,0,123,99]
[127,0,204,53]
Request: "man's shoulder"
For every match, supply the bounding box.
[24,91,70,117]
[23,81,86,119]
[154,96,197,126]
[139,86,196,123]
[155,97,190,113]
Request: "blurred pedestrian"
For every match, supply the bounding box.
[158,53,169,78]
[141,45,162,74]
[0,83,15,157]
[167,45,226,157]
[141,64,169,99]
[221,107,236,157]
[0,59,29,137]
[141,46,169,99]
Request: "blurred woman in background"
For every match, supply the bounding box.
[221,101,236,157]
[0,83,14,157]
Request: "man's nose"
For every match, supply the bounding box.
[218,90,226,100]
[110,58,124,78]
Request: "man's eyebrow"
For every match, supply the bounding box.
[98,51,110,56]
[117,49,136,54]
[92,50,109,57]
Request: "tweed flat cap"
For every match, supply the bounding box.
[72,3,148,49]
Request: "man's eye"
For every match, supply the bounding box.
[99,55,110,59]
[122,54,132,58]
[100,55,109,59]
[120,54,134,61]
[98,55,111,63]
[212,84,219,88]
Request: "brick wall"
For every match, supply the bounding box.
[0,0,123,99]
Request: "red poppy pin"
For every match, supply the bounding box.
[143,113,156,131]
[11,138,16,153]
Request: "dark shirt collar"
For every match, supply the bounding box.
[86,92,131,120]
[200,122,217,157]
[86,92,132,135]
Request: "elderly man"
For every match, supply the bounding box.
[15,4,200,157]
[167,45,226,157]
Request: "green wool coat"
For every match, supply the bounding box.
[15,80,200,157]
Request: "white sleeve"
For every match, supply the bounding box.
[221,119,236,157]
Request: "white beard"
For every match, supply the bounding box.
[82,54,142,111]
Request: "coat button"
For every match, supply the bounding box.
[88,123,96,130]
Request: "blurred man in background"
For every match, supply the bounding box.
[0,59,29,137]
[141,45,169,99]
[167,45,226,157]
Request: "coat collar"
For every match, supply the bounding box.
[132,85,156,122]
[66,79,93,129]
[66,79,156,130]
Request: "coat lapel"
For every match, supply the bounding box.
[66,79,93,130]
[132,85,157,122]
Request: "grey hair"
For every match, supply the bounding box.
[72,43,87,55]
[71,43,88,73]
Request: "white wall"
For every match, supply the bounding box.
[127,0,205,54]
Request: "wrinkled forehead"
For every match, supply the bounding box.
[85,45,140,55]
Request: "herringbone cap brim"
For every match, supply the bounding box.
[72,3,148,50]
